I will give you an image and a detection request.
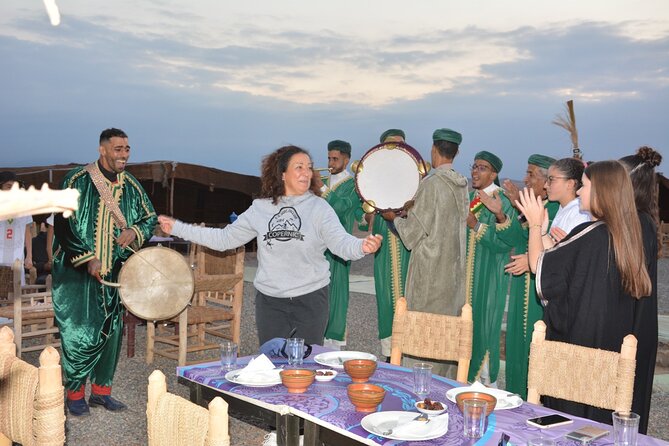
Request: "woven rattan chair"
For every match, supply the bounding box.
[147,370,230,446]
[0,326,65,446]
[389,297,473,383]
[146,242,244,366]
[527,320,637,412]
[0,260,59,357]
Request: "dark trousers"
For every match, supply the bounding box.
[255,286,329,346]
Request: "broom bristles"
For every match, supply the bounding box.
[552,100,580,158]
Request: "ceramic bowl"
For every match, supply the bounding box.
[347,383,386,413]
[314,369,338,382]
[414,399,447,416]
[455,391,497,417]
[343,359,377,383]
[280,369,315,394]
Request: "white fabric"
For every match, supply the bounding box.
[0,215,32,286]
[235,354,281,383]
[552,197,590,234]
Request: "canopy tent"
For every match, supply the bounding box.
[1,161,260,226]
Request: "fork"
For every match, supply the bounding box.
[381,413,429,436]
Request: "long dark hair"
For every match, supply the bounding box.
[585,160,651,298]
[620,146,663,256]
[259,145,321,204]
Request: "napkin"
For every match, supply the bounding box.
[389,413,449,439]
[233,354,281,383]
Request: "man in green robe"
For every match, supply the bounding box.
[53,128,157,416]
[465,151,516,385]
[372,129,411,360]
[383,128,468,379]
[500,154,558,398]
[322,140,365,349]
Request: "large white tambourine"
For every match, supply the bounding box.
[0,183,79,220]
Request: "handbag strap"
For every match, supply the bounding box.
[85,162,128,230]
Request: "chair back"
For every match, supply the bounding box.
[527,321,637,412]
[390,298,473,383]
[0,326,65,446]
[147,370,230,446]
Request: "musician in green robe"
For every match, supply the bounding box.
[322,140,365,349]
[500,154,558,398]
[465,151,516,385]
[372,129,411,360]
[53,128,157,416]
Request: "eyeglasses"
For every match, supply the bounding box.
[470,164,492,173]
[546,175,569,185]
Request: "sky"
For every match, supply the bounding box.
[1,0,668,180]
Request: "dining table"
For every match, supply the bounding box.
[177,346,668,446]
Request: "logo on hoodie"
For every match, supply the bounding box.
[264,207,304,246]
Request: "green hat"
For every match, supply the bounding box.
[432,128,462,145]
[327,140,351,156]
[474,151,503,173]
[527,154,555,169]
[379,129,405,143]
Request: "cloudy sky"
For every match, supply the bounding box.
[1,0,667,180]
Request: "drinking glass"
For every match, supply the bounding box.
[527,438,555,446]
[612,411,639,446]
[412,363,433,399]
[286,337,305,366]
[462,398,487,439]
[220,340,238,371]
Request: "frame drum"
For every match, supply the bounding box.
[116,246,194,320]
[353,142,430,213]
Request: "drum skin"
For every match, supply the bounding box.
[117,246,194,320]
[354,142,429,212]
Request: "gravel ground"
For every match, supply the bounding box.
[19,254,669,445]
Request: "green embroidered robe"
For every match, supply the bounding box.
[323,174,364,341]
[52,163,157,390]
[372,216,410,342]
[465,188,516,383]
[499,200,559,398]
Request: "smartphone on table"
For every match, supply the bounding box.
[526,414,573,429]
[565,426,609,443]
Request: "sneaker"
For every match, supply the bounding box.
[88,394,127,412]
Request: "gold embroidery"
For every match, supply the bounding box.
[465,228,477,305]
[389,232,404,311]
[322,176,352,199]
[495,214,513,231]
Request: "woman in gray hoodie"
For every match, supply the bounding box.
[158,145,382,346]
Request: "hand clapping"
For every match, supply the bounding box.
[361,234,383,254]
[515,188,546,228]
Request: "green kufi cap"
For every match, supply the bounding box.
[379,129,406,143]
[432,128,462,145]
[474,151,503,173]
[327,140,351,156]
[527,154,555,169]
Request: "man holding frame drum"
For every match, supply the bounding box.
[381,128,469,379]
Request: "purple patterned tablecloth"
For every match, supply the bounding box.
[178,349,668,446]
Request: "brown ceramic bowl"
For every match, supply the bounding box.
[343,359,377,383]
[280,369,315,394]
[347,383,386,412]
[455,391,497,417]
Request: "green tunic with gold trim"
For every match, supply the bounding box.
[499,199,558,398]
[323,173,365,341]
[372,216,410,346]
[52,163,157,390]
[465,188,516,383]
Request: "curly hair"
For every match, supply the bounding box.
[259,145,321,204]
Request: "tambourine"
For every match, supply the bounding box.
[101,246,194,320]
[352,141,430,213]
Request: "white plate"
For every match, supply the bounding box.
[445,386,523,410]
[361,411,449,441]
[313,351,378,369]
[224,369,282,387]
